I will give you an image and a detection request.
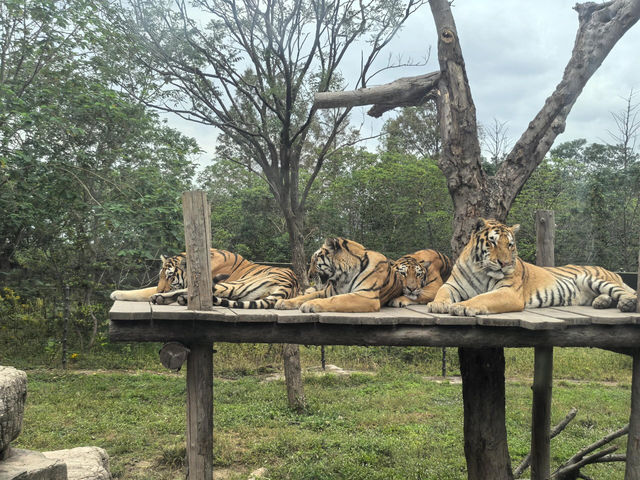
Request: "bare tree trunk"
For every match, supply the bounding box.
[283,343,305,412]
[460,348,514,480]
[283,214,307,411]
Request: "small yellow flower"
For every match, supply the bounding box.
[70,353,79,360]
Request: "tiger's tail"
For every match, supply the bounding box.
[212,295,279,309]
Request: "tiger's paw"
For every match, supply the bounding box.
[426,301,452,314]
[449,303,487,316]
[388,296,413,308]
[150,292,177,305]
[592,294,613,309]
[275,299,300,310]
[110,290,126,301]
[299,300,325,313]
[618,294,637,313]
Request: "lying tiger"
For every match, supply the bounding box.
[275,237,403,313]
[110,249,299,309]
[428,218,637,316]
[388,249,452,307]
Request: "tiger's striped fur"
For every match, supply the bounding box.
[428,218,637,316]
[389,250,452,307]
[112,249,299,309]
[275,237,403,313]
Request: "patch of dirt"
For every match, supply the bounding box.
[261,364,375,382]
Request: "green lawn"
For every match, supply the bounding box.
[14,363,632,479]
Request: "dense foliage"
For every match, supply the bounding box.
[0,2,638,368]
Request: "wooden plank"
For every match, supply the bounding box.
[402,305,438,325]
[318,310,399,325]
[227,308,276,323]
[478,310,566,330]
[109,321,640,348]
[151,304,235,322]
[554,305,640,325]
[109,301,151,320]
[476,312,522,328]
[536,307,593,325]
[275,310,319,324]
[431,312,477,326]
[195,307,238,323]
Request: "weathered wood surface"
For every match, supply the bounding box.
[110,301,640,348]
[110,301,640,327]
[186,343,213,480]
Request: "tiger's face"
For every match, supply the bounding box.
[157,254,186,292]
[473,219,520,279]
[393,256,430,300]
[308,237,366,288]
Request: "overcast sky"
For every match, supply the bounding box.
[165,0,640,166]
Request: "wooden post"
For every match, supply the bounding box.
[183,191,213,311]
[625,239,640,479]
[531,210,555,480]
[182,191,214,480]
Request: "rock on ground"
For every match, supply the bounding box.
[0,448,68,480]
[0,366,27,455]
[43,447,112,480]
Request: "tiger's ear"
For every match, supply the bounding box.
[324,237,342,251]
[160,255,168,265]
[419,260,432,271]
[510,224,521,234]
[474,218,488,232]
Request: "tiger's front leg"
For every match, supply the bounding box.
[449,288,524,316]
[426,285,456,313]
[300,291,381,313]
[388,295,417,308]
[275,288,328,310]
[150,289,188,305]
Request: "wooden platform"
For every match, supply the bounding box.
[109,301,640,348]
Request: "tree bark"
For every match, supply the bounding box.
[283,343,306,412]
[282,213,307,412]
[459,348,514,480]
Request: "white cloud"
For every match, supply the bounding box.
[163,0,640,164]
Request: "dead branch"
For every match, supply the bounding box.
[514,407,578,478]
[552,445,619,479]
[313,72,440,117]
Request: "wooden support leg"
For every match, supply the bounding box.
[625,350,640,479]
[186,343,213,480]
[531,346,553,480]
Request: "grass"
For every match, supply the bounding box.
[14,359,633,480]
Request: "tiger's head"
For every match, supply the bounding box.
[307,237,366,288]
[157,253,187,293]
[393,256,432,300]
[471,218,520,279]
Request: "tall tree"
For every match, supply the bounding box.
[314,0,640,477]
[102,0,427,283]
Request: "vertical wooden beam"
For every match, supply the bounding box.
[625,241,640,479]
[182,191,213,480]
[531,210,555,480]
[183,191,213,311]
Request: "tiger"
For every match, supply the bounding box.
[427,218,637,316]
[388,249,452,307]
[109,254,185,302]
[274,237,404,313]
[111,249,299,309]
